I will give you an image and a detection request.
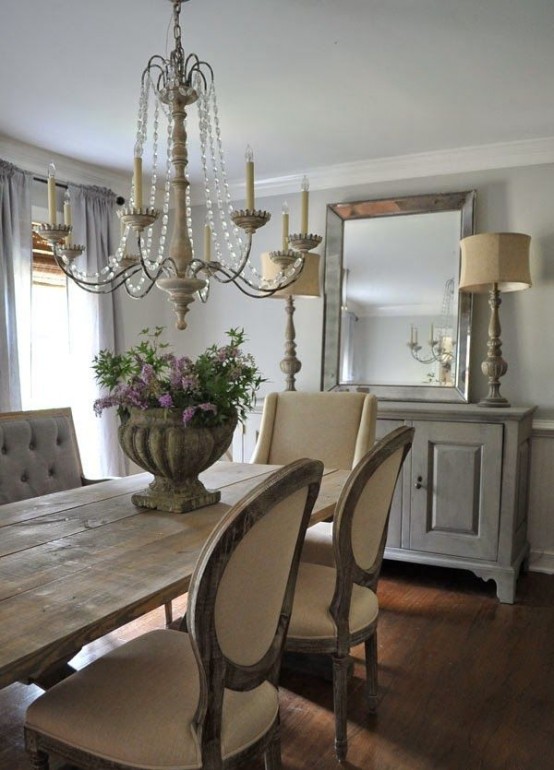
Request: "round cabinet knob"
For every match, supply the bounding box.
[414,475,423,490]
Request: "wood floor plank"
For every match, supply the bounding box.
[2,563,554,770]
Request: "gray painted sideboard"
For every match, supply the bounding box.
[377,402,536,603]
[235,400,535,603]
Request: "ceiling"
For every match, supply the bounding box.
[2,0,554,188]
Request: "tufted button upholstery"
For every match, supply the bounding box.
[0,409,85,504]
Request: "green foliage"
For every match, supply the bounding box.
[92,327,264,427]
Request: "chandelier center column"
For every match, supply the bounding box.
[157,87,206,329]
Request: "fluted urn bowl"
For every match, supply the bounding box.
[118,407,238,513]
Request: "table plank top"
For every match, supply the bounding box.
[0,462,348,689]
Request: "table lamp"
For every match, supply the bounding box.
[459,232,531,407]
[261,251,321,391]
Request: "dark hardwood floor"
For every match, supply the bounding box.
[2,562,553,770]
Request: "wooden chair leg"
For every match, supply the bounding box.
[365,631,378,712]
[332,654,350,761]
[264,726,282,770]
[164,601,173,627]
[28,750,49,770]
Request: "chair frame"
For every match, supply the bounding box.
[25,458,324,770]
[285,426,414,760]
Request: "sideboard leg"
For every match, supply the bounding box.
[494,573,516,604]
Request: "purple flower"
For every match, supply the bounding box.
[93,395,117,416]
[140,363,155,384]
[181,375,199,391]
[198,402,217,415]
[158,393,174,408]
[182,406,196,425]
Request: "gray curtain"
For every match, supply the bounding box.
[67,184,125,476]
[0,160,32,412]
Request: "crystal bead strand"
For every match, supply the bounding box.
[201,88,229,269]
[133,80,149,207]
[184,108,195,259]
[198,89,215,263]
[210,83,243,262]
[143,91,160,267]
[158,109,173,268]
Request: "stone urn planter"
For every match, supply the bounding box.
[119,407,238,513]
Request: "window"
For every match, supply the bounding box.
[30,226,71,409]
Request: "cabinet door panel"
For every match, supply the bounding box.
[410,421,502,560]
[376,418,406,548]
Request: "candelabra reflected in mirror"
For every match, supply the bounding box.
[407,278,456,385]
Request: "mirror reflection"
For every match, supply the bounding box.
[322,192,475,402]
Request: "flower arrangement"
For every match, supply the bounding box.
[92,327,264,427]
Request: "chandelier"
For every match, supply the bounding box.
[34,0,321,330]
[407,278,457,366]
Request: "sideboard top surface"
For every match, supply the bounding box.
[377,402,536,424]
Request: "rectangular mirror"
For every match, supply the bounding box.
[322,191,476,402]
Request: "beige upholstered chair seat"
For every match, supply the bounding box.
[288,562,378,641]
[300,521,334,567]
[26,629,278,770]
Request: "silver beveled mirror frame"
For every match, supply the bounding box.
[322,191,476,402]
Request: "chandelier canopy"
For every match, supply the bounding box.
[35,0,321,330]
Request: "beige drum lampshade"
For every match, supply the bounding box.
[459,232,531,293]
[261,251,321,298]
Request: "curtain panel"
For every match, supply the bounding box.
[67,184,125,476]
[0,160,32,412]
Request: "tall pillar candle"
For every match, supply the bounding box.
[47,163,57,225]
[134,156,143,210]
[245,145,255,210]
[300,175,309,234]
[63,190,72,246]
[282,202,289,251]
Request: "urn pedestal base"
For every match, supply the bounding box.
[132,477,221,514]
[118,408,237,514]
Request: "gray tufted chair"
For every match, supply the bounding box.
[0,408,99,505]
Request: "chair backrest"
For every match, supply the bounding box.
[330,426,414,629]
[0,408,84,504]
[187,457,323,759]
[250,391,378,469]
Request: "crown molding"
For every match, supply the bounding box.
[227,136,554,201]
[4,133,554,205]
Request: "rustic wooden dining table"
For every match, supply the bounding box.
[0,461,348,692]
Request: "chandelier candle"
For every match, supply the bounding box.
[301,176,309,234]
[63,190,72,247]
[282,202,289,251]
[133,155,143,209]
[245,145,255,210]
[47,163,56,225]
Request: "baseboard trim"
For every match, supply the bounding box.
[529,550,554,575]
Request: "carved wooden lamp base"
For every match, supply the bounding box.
[280,295,302,391]
[479,286,510,407]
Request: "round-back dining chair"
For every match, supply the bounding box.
[285,426,414,761]
[25,458,324,770]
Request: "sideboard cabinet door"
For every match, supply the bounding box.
[409,421,503,560]
[377,403,535,603]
